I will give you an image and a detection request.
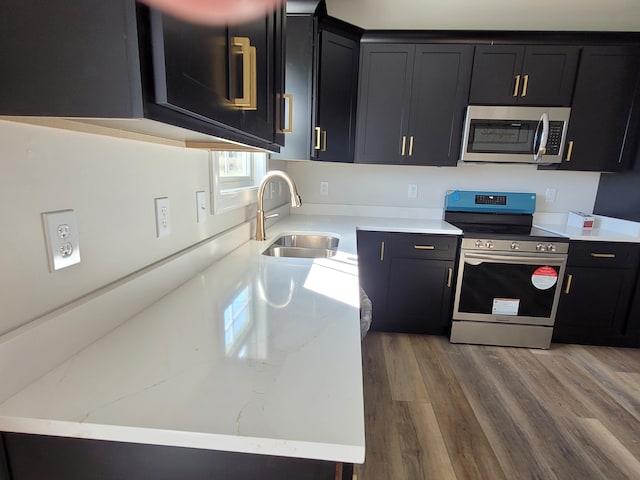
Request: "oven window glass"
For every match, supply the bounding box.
[467,120,538,154]
[458,261,558,318]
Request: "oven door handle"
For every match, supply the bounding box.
[464,252,566,266]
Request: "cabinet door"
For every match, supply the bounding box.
[314,30,359,162]
[469,45,578,106]
[557,46,640,172]
[386,258,454,335]
[406,45,473,166]
[356,231,390,332]
[624,278,640,347]
[552,266,636,346]
[270,15,316,160]
[355,44,414,164]
[231,13,275,142]
[469,45,525,105]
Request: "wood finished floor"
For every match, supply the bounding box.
[355,333,640,480]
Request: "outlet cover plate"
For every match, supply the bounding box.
[155,197,171,237]
[42,209,81,271]
[196,191,207,223]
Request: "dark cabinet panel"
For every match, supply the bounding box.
[271,14,360,162]
[625,279,640,347]
[357,231,458,334]
[314,30,360,162]
[555,46,640,172]
[355,45,414,164]
[355,44,473,166]
[2,432,347,480]
[0,0,284,150]
[552,241,640,346]
[469,45,579,106]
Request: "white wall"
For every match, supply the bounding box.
[326,0,640,31]
[0,120,286,335]
[286,160,600,215]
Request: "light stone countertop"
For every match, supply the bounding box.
[535,215,640,243]
[0,215,461,463]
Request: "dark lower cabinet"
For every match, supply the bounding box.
[625,279,640,347]
[552,241,640,347]
[1,433,352,480]
[357,231,458,334]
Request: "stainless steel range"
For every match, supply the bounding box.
[444,190,569,349]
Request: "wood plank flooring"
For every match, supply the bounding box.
[355,333,640,480]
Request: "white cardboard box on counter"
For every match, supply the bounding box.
[567,211,595,229]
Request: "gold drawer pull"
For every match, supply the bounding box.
[282,93,293,133]
[409,136,414,156]
[414,245,435,250]
[380,241,385,261]
[231,37,257,110]
[521,74,529,97]
[401,136,407,156]
[513,74,521,97]
[446,268,453,288]
[314,126,321,150]
[566,140,574,161]
[565,274,573,294]
[591,253,616,258]
[321,130,327,152]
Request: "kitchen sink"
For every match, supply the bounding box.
[262,234,339,258]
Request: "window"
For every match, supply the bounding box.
[210,150,267,214]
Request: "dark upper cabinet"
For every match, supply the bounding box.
[469,45,579,106]
[0,0,284,151]
[271,11,360,162]
[553,241,640,347]
[356,43,473,166]
[554,46,640,172]
[357,231,458,335]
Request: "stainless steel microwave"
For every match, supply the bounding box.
[460,106,571,164]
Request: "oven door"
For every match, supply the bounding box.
[453,250,567,326]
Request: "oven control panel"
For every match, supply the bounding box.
[462,238,569,254]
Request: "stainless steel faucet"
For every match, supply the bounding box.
[255,170,302,241]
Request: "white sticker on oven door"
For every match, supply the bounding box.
[492,298,520,316]
[531,266,558,290]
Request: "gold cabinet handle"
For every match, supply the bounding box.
[414,245,435,250]
[409,136,414,156]
[282,93,293,133]
[591,253,616,258]
[321,130,327,152]
[564,274,573,294]
[521,74,529,97]
[446,267,453,288]
[401,136,407,156]
[314,126,321,150]
[565,141,574,162]
[513,74,521,97]
[231,37,257,110]
[380,241,385,261]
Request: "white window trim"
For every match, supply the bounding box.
[210,150,267,214]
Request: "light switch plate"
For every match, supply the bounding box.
[42,209,81,271]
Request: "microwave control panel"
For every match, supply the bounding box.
[546,122,565,155]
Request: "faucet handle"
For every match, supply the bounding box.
[265,213,279,219]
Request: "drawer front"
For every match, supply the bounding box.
[391,234,459,260]
[567,241,640,269]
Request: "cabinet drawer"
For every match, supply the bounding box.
[567,241,640,269]
[391,234,459,260]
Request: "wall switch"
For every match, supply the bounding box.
[155,197,171,237]
[196,191,207,223]
[42,209,81,271]
[408,184,418,198]
[545,187,557,203]
[320,181,329,196]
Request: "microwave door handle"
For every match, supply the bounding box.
[534,113,550,161]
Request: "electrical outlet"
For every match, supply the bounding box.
[155,197,171,237]
[545,187,557,203]
[320,181,329,196]
[408,184,418,198]
[42,209,81,271]
[196,191,207,223]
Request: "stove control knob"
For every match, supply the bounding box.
[485,241,495,249]
[510,242,520,250]
[474,240,483,248]
[547,243,556,252]
[536,243,546,252]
